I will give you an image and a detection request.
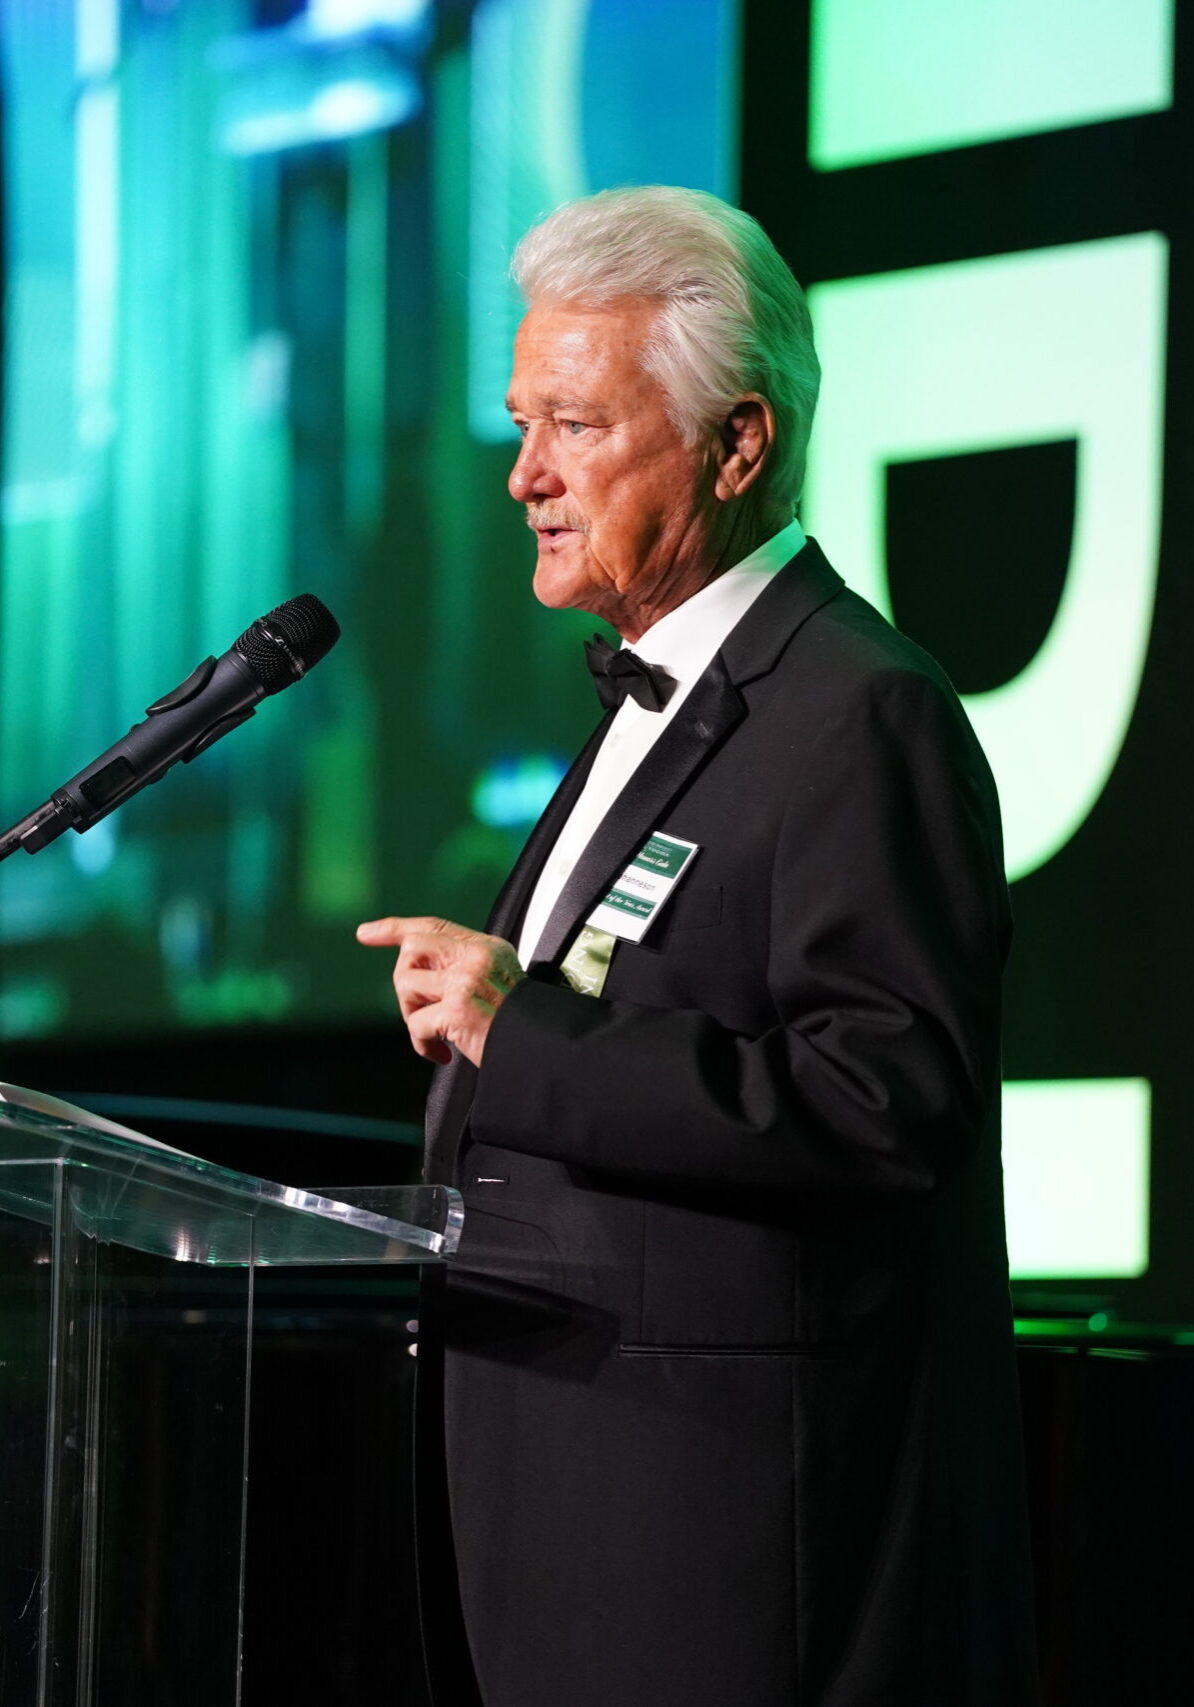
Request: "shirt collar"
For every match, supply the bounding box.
[631,517,807,683]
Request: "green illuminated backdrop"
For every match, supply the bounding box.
[0,0,736,1037]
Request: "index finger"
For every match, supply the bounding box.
[355,915,467,946]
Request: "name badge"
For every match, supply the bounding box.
[585,831,700,944]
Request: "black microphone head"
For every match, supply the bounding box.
[234,594,340,695]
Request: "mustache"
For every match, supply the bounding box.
[525,508,589,534]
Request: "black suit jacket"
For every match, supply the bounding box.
[418,541,1038,1707]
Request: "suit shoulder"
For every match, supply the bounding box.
[773,580,994,788]
[805,583,957,700]
[736,544,978,747]
[813,583,949,682]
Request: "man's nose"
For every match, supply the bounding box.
[508,427,565,504]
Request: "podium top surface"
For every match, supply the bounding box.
[0,1083,461,1267]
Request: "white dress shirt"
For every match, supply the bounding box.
[516,518,807,964]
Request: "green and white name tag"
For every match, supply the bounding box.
[586,831,700,944]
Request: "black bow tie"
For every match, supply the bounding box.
[584,634,677,713]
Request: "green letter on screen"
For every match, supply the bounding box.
[810,0,1173,169]
[804,235,1167,884]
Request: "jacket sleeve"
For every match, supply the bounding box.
[469,664,1011,1197]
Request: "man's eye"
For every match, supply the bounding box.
[563,420,586,435]
[514,421,529,438]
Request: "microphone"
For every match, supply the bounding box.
[0,594,340,864]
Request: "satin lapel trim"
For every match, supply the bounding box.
[531,659,744,970]
[484,543,840,952]
[528,541,846,971]
[426,541,845,1177]
[718,536,845,687]
[484,709,614,944]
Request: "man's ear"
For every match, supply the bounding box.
[712,395,776,502]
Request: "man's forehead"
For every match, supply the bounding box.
[506,298,657,409]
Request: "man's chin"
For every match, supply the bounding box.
[531,557,596,614]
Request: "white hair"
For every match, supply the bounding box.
[511,185,820,508]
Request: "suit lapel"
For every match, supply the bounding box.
[422,539,844,1183]
[530,659,744,967]
[531,539,845,969]
[717,536,843,686]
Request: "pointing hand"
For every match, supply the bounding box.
[356,915,525,1068]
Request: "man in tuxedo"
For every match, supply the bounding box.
[359,187,1037,1706]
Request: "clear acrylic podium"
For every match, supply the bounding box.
[0,1083,460,1707]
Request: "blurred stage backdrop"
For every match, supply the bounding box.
[1,0,1191,1328]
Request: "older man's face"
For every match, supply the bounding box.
[505,299,718,638]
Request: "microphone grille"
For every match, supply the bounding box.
[234,594,341,694]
